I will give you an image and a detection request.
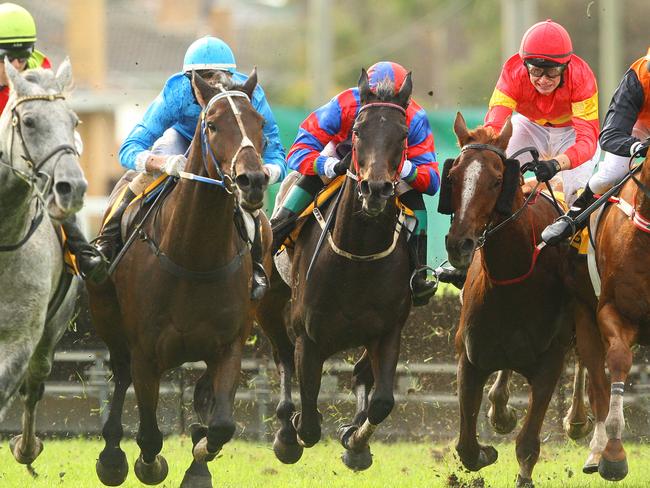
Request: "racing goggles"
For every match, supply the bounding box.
[525,61,566,79]
[1,48,32,64]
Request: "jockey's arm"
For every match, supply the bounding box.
[405,110,440,196]
[251,85,287,184]
[599,68,645,157]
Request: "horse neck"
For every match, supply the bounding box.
[636,163,650,217]
[0,166,38,244]
[159,150,240,266]
[330,177,399,253]
[479,189,536,278]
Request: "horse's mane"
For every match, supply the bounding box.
[373,76,399,101]
[464,125,500,146]
[21,68,70,96]
[200,70,246,93]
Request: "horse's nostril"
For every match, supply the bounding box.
[360,180,370,196]
[460,238,475,253]
[55,181,72,196]
[380,182,394,198]
[236,174,250,188]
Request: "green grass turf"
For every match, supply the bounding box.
[0,437,649,487]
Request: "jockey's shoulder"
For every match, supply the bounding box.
[26,49,50,70]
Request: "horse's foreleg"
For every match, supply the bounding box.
[339,350,373,447]
[515,349,564,488]
[193,340,243,463]
[487,370,518,434]
[455,351,495,472]
[131,356,168,485]
[96,349,131,486]
[294,334,323,448]
[598,303,636,481]
[341,329,400,472]
[563,359,590,439]
[272,337,302,464]
[573,302,609,474]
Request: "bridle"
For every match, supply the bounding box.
[180,84,262,195]
[0,92,79,252]
[350,101,408,193]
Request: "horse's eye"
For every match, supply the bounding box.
[207,121,216,131]
[493,178,502,189]
[23,116,36,129]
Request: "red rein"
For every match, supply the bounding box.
[351,102,408,181]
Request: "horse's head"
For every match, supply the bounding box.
[353,67,411,216]
[191,69,268,210]
[441,112,516,269]
[1,58,86,220]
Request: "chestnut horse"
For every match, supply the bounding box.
[256,69,414,471]
[590,155,650,481]
[441,113,587,487]
[87,70,269,487]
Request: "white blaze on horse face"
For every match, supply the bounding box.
[457,159,483,221]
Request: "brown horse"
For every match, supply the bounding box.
[590,156,650,480]
[442,113,584,487]
[256,68,414,471]
[87,70,270,487]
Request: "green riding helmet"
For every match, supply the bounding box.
[0,3,36,52]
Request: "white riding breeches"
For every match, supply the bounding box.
[589,124,650,194]
[505,113,600,206]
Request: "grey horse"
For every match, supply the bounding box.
[0,57,86,467]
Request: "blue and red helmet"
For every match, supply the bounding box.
[367,61,408,94]
[183,36,236,73]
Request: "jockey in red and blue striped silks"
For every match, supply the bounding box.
[272,61,440,306]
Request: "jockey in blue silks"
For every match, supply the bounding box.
[94,36,287,298]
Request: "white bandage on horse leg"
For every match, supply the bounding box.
[605,382,625,440]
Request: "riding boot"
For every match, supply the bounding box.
[434,263,467,290]
[270,174,324,254]
[62,217,108,283]
[541,185,596,246]
[94,188,137,262]
[408,232,438,306]
[250,213,269,301]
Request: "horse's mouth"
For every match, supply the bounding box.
[47,197,77,221]
[240,199,264,212]
[361,199,386,217]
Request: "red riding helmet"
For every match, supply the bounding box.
[367,61,408,94]
[519,19,573,65]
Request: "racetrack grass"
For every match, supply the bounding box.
[1,437,649,487]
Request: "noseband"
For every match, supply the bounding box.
[182,85,262,195]
[350,102,408,189]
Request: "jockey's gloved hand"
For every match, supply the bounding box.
[334,152,351,175]
[162,154,187,177]
[324,153,351,178]
[630,138,650,157]
[534,159,561,182]
[400,159,416,180]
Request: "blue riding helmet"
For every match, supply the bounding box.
[183,36,236,73]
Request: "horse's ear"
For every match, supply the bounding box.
[242,67,257,100]
[495,116,513,151]
[358,68,373,104]
[191,70,214,108]
[395,72,412,108]
[5,57,30,96]
[55,57,74,93]
[453,111,471,147]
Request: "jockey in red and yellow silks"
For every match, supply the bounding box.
[0,2,106,282]
[272,61,440,306]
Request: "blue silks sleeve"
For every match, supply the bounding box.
[252,85,288,182]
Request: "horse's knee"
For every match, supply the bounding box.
[367,394,394,425]
[207,418,236,452]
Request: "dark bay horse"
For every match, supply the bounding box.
[442,113,586,487]
[590,155,650,481]
[0,59,86,468]
[256,69,414,471]
[87,70,269,487]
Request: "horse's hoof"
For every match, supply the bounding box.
[564,416,594,440]
[582,451,601,474]
[488,405,518,435]
[192,437,220,463]
[273,431,303,464]
[96,448,129,486]
[10,434,43,465]
[457,444,498,471]
[179,461,213,488]
[516,474,534,488]
[338,424,357,449]
[598,456,628,481]
[134,454,169,485]
[341,446,373,472]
